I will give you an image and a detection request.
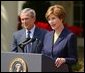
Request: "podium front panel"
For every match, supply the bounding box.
[1,52,69,72]
[1,52,42,72]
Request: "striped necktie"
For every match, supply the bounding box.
[25,31,32,53]
[27,31,31,39]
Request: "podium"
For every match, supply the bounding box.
[1,52,69,72]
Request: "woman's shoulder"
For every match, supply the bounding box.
[64,28,75,35]
[64,28,76,38]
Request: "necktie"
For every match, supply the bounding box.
[27,31,31,39]
[25,31,32,53]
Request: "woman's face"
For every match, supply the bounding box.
[47,14,63,30]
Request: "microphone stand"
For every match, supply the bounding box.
[18,38,36,52]
[18,43,25,52]
[18,38,31,52]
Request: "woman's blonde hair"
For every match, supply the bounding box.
[45,4,66,21]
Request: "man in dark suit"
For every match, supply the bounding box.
[10,8,48,53]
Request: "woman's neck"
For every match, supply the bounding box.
[55,24,64,34]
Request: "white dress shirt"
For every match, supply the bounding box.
[25,25,35,38]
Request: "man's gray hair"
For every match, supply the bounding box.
[20,8,36,18]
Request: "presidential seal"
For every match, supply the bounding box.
[9,57,28,72]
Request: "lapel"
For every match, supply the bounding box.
[53,28,66,47]
[50,31,54,49]
[17,29,26,52]
[19,29,26,44]
[31,27,40,52]
[33,27,40,39]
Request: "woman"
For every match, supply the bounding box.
[42,4,78,71]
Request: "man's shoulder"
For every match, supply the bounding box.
[13,29,25,35]
[35,27,49,33]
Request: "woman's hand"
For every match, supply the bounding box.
[55,58,66,68]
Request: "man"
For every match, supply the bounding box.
[10,8,48,53]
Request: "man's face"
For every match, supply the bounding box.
[20,12,35,30]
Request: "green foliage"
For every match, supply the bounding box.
[72,61,84,72]
[72,47,84,72]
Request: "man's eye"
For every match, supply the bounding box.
[25,18,29,20]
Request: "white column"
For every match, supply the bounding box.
[1,1,18,52]
[18,1,26,14]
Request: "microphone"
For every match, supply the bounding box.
[18,38,36,49]
[23,38,36,45]
[22,38,30,43]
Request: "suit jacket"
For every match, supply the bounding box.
[10,26,48,53]
[42,28,78,65]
